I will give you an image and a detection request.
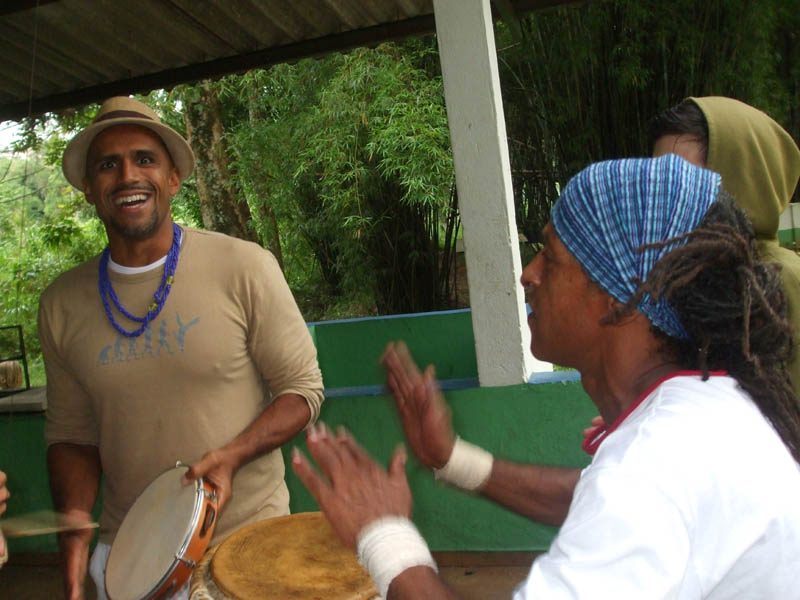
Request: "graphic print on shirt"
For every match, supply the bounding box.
[97,313,200,365]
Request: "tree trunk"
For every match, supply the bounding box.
[183,81,258,242]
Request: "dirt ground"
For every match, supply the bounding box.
[0,551,533,600]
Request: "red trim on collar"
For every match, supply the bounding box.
[581,370,727,456]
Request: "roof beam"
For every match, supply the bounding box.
[0,0,59,17]
[0,13,437,121]
[0,0,585,122]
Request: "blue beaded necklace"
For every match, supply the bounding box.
[98,223,182,338]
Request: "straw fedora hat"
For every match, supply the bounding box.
[62,96,195,191]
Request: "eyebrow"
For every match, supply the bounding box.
[89,148,159,164]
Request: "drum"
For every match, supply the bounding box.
[106,463,218,600]
[189,512,378,599]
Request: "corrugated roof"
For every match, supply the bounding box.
[0,0,574,122]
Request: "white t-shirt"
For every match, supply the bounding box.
[516,374,800,600]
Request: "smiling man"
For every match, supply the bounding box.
[40,97,324,600]
[293,155,800,599]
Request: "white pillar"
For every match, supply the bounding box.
[433,0,551,386]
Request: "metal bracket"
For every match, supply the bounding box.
[175,555,196,569]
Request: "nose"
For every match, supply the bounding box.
[118,157,139,183]
[520,253,543,289]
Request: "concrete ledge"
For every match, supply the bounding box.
[0,386,46,413]
[528,370,581,384]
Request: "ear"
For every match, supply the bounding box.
[611,298,651,328]
[82,178,95,206]
[168,168,180,197]
[601,296,638,327]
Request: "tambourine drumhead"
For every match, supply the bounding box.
[106,465,216,600]
[190,512,377,600]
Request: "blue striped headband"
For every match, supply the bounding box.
[551,154,721,340]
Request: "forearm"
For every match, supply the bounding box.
[480,460,580,526]
[387,566,462,600]
[184,393,311,512]
[47,442,101,516]
[222,393,311,469]
[47,443,101,600]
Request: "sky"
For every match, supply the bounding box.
[0,121,23,153]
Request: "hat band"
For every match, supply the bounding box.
[94,109,155,124]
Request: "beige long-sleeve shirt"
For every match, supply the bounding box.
[41,227,324,545]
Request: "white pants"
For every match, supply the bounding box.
[89,541,189,600]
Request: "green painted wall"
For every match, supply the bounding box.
[283,380,594,551]
[311,309,478,388]
[1,310,594,554]
[0,413,103,553]
[778,227,800,248]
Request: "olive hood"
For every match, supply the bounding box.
[691,96,800,241]
[691,96,800,398]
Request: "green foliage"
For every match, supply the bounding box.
[0,154,105,357]
[498,0,800,243]
[222,40,459,317]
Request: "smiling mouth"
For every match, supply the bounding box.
[113,192,149,208]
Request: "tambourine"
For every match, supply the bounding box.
[105,462,217,600]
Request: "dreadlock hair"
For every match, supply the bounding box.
[605,190,800,464]
[648,100,709,164]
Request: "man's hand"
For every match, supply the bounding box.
[0,470,9,567]
[47,443,101,600]
[0,470,8,517]
[381,342,456,470]
[292,423,412,550]
[58,509,94,600]
[182,448,237,513]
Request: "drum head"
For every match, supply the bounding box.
[106,465,203,600]
[209,512,377,599]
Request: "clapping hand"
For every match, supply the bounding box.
[381,342,456,470]
[292,424,412,550]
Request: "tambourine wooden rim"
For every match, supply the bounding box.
[105,462,218,600]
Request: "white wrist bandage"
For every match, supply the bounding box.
[356,516,437,599]
[433,436,493,491]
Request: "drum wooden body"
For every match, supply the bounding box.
[189,512,377,600]
[106,464,218,600]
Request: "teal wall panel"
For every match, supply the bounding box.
[0,413,55,553]
[312,309,478,388]
[283,380,594,551]
[0,413,103,554]
[777,227,800,247]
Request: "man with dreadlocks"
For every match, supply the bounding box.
[292,154,800,599]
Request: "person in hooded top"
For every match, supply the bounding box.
[293,155,800,600]
[650,96,800,398]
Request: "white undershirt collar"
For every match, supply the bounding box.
[107,230,185,274]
